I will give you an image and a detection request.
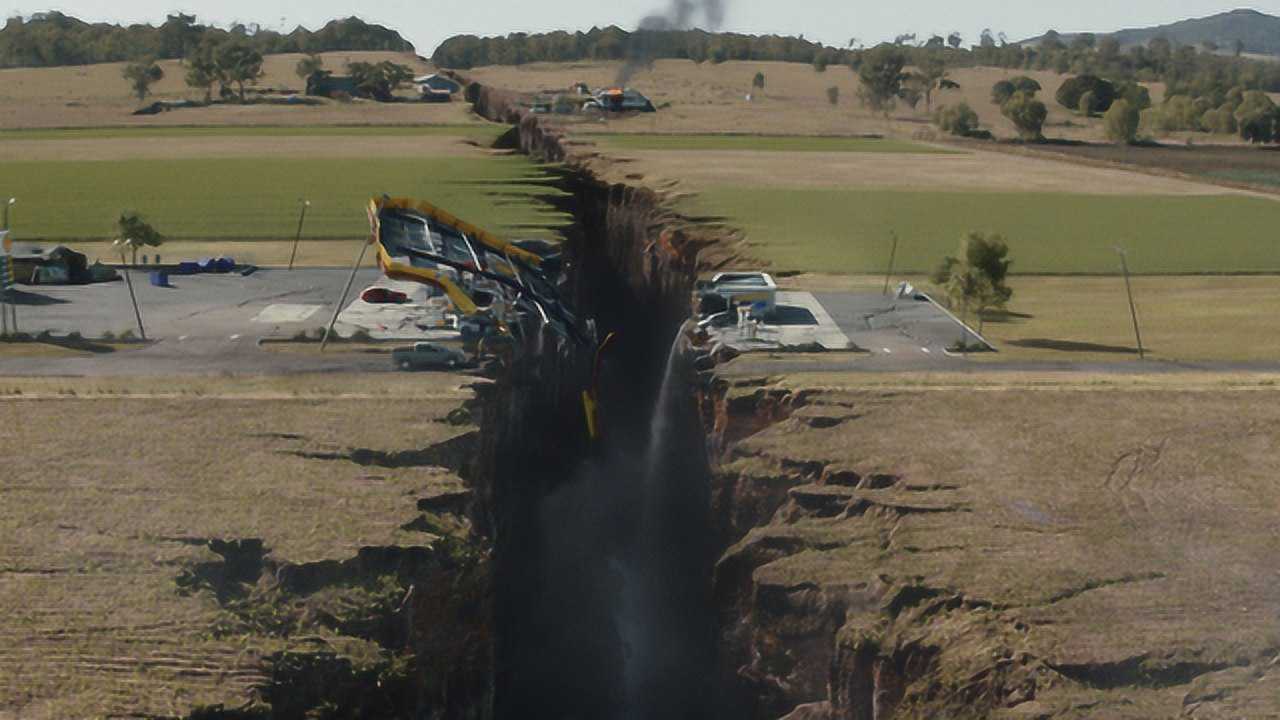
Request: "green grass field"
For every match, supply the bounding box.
[595,133,949,153]
[0,124,506,141]
[692,187,1280,274]
[0,156,567,241]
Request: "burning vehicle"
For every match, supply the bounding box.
[584,87,656,113]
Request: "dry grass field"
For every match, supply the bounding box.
[0,374,473,718]
[467,61,1116,141]
[720,381,1280,716]
[0,51,473,129]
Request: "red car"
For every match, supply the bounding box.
[361,287,409,304]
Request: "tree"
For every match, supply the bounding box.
[116,211,164,265]
[917,55,959,111]
[1001,92,1047,140]
[122,60,163,103]
[216,41,263,102]
[994,76,1041,104]
[752,71,766,90]
[1104,99,1140,143]
[857,44,908,114]
[1010,76,1042,95]
[1115,80,1152,111]
[1235,91,1278,143]
[1234,39,1246,57]
[934,102,979,137]
[184,38,222,102]
[947,32,963,50]
[992,80,1017,105]
[826,86,840,105]
[931,232,1013,334]
[348,60,415,101]
[1203,103,1238,134]
[296,53,324,83]
[1056,74,1116,114]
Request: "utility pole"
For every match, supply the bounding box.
[882,231,899,296]
[1116,247,1144,360]
[321,238,371,352]
[287,199,310,271]
[114,239,147,341]
[2,199,14,337]
[0,231,8,337]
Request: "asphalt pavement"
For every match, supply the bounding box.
[0,268,394,376]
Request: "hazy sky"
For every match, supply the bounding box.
[4,1,1278,56]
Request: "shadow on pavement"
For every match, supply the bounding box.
[3,289,71,306]
[1007,338,1142,354]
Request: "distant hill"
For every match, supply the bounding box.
[0,12,414,69]
[1026,9,1280,56]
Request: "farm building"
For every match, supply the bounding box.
[414,74,462,94]
[8,244,117,285]
[414,74,461,103]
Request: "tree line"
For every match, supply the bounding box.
[0,12,412,69]
[432,27,853,69]
[434,25,1280,99]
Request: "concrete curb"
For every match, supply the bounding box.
[917,292,998,353]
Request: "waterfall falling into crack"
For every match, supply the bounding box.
[618,319,705,719]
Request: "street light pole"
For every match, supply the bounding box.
[321,239,371,352]
[114,239,147,341]
[287,199,310,271]
[1115,247,1144,360]
[882,231,899,296]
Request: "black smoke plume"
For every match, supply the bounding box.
[618,0,727,84]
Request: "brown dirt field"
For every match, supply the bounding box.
[1028,141,1280,189]
[593,145,1249,196]
[0,134,490,162]
[0,378,472,717]
[0,52,474,129]
[721,382,1280,716]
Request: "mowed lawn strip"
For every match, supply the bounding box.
[692,186,1280,274]
[0,124,506,141]
[0,156,568,240]
[595,133,951,153]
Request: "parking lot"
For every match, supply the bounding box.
[0,267,470,376]
[704,287,985,363]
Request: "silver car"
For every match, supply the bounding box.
[392,342,468,371]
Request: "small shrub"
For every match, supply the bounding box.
[1203,103,1239,134]
[1104,99,1141,144]
[826,86,840,105]
[934,102,980,137]
[1001,92,1047,140]
[1078,91,1096,116]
